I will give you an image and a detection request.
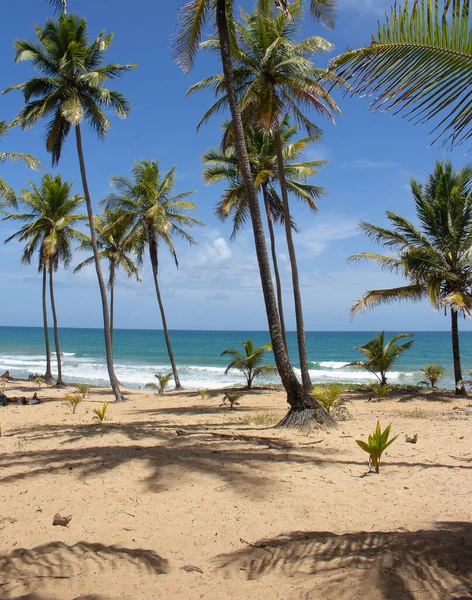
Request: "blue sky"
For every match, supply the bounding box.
[0,0,469,332]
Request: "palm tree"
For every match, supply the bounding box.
[222,340,278,389]
[348,161,472,395]
[329,0,472,149]
[0,121,40,212]
[5,14,136,401]
[4,174,86,385]
[204,116,326,348]
[174,0,336,428]
[348,331,414,386]
[75,211,141,343]
[187,0,342,392]
[104,160,203,390]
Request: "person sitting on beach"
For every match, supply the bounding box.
[1,370,11,380]
[0,391,9,406]
[30,392,40,405]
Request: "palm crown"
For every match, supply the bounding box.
[5,13,136,165]
[4,173,86,270]
[221,339,278,388]
[187,0,341,135]
[204,116,326,238]
[329,0,472,149]
[104,160,204,267]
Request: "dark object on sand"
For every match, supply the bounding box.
[406,434,418,444]
[0,370,11,380]
[53,513,72,527]
[30,392,40,405]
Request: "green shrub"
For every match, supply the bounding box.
[418,364,446,389]
[197,388,209,400]
[145,373,173,395]
[220,393,242,410]
[370,383,390,401]
[311,383,351,419]
[64,394,82,414]
[356,422,398,473]
[75,383,92,399]
[92,402,108,422]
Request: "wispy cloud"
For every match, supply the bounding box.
[343,158,401,170]
[295,218,360,257]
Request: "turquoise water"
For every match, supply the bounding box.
[0,326,471,389]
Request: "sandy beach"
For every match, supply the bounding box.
[0,381,471,600]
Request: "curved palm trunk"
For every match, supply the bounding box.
[42,267,53,383]
[274,130,311,392]
[262,184,288,350]
[215,0,333,428]
[451,309,466,395]
[148,235,182,390]
[75,124,124,402]
[109,262,115,345]
[49,266,63,386]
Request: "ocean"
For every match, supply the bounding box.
[0,326,470,390]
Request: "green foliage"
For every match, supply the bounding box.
[197,388,209,400]
[419,364,447,389]
[145,372,173,395]
[5,13,136,166]
[34,376,46,388]
[330,0,472,149]
[311,383,350,419]
[240,411,284,426]
[92,402,108,422]
[75,383,92,399]
[348,331,413,386]
[356,422,398,474]
[220,393,242,410]
[222,340,278,389]
[64,393,82,414]
[370,383,391,402]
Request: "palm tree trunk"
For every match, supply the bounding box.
[42,267,53,383]
[215,0,333,429]
[148,235,182,390]
[109,262,115,345]
[262,184,288,350]
[274,129,311,392]
[451,309,466,395]
[49,266,63,386]
[75,124,124,402]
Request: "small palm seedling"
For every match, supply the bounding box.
[418,364,446,389]
[311,384,351,420]
[370,383,390,402]
[75,383,92,399]
[145,372,173,395]
[220,393,242,410]
[221,340,278,389]
[64,393,82,414]
[92,402,108,422]
[35,376,45,388]
[356,422,398,474]
[197,388,209,400]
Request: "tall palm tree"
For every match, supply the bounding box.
[174,0,337,428]
[5,14,136,401]
[75,211,141,342]
[204,116,326,348]
[348,161,472,395]
[329,0,472,149]
[104,160,204,390]
[188,0,342,392]
[347,331,414,386]
[4,174,86,385]
[0,121,40,212]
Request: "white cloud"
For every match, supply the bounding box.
[295,218,360,256]
[191,237,232,268]
[343,158,401,170]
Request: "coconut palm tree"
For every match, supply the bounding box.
[5,14,136,401]
[174,0,336,428]
[348,161,472,395]
[329,0,472,149]
[204,116,326,348]
[222,340,278,389]
[348,331,414,386]
[103,160,203,390]
[187,0,342,392]
[4,174,86,385]
[74,211,141,343]
[0,121,40,212]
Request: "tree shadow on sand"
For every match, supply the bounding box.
[0,541,168,600]
[213,522,472,600]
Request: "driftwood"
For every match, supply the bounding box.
[175,429,293,450]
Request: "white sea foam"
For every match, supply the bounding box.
[317,361,350,369]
